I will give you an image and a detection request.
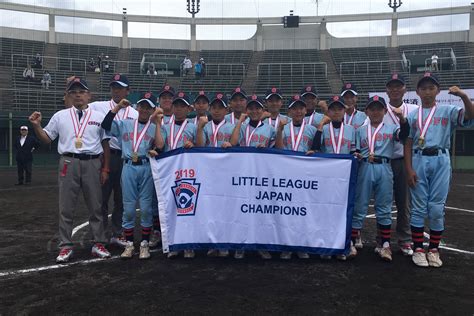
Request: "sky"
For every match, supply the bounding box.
[0,0,471,40]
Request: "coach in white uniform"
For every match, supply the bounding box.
[90,73,138,247]
[29,77,112,263]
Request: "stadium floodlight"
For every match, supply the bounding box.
[388,0,403,12]
[123,8,127,20]
[187,0,201,18]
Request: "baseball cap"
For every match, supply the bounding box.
[246,94,265,108]
[417,72,440,88]
[136,92,157,108]
[265,87,283,100]
[287,95,306,109]
[366,95,387,109]
[109,73,129,87]
[341,83,358,96]
[172,91,191,106]
[385,73,406,86]
[66,77,89,91]
[158,85,175,97]
[20,126,28,130]
[209,92,229,108]
[230,87,247,99]
[193,90,210,104]
[300,85,318,97]
[327,95,346,109]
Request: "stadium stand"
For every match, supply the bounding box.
[129,48,188,75]
[0,38,45,67]
[57,43,119,72]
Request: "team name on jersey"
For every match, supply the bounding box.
[359,133,394,148]
[323,138,352,150]
[122,132,153,142]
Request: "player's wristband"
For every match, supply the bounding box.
[101,168,110,173]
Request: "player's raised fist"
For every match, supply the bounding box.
[318,100,328,114]
[448,86,465,97]
[198,116,209,128]
[154,107,164,115]
[321,115,332,125]
[239,113,248,122]
[117,99,131,108]
[278,118,288,131]
[29,111,42,125]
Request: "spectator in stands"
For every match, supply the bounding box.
[88,58,97,72]
[33,53,43,69]
[41,70,51,89]
[199,58,206,78]
[147,63,157,77]
[194,61,202,82]
[23,64,35,81]
[182,56,192,76]
[431,52,439,71]
[103,55,110,72]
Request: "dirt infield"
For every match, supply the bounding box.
[0,167,473,315]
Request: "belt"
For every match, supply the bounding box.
[414,148,448,156]
[362,157,391,164]
[63,153,100,160]
[110,148,122,155]
[124,157,149,165]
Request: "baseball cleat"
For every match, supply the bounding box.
[296,252,310,259]
[234,250,245,259]
[91,243,111,259]
[149,230,162,249]
[258,250,272,260]
[56,247,73,263]
[379,243,392,262]
[412,248,429,267]
[139,240,151,260]
[400,243,414,256]
[183,249,195,259]
[121,241,134,259]
[280,251,292,260]
[427,249,443,268]
[207,249,219,257]
[167,251,179,259]
[110,236,128,248]
[218,249,229,257]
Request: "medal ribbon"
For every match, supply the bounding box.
[170,120,188,150]
[69,108,91,140]
[367,122,384,155]
[344,110,357,125]
[387,103,407,125]
[290,121,306,151]
[211,120,225,147]
[132,119,151,154]
[418,105,437,141]
[329,122,345,154]
[245,121,262,146]
[268,115,279,128]
[110,100,129,120]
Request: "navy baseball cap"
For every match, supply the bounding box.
[209,92,229,108]
[137,92,157,108]
[417,72,440,88]
[366,95,387,109]
[110,73,129,87]
[172,91,191,106]
[193,90,210,103]
[341,83,358,96]
[158,85,175,97]
[385,73,406,86]
[300,85,318,97]
[327,95,346,109]
[230,87,247,99]
[66,77,89,91]
[287,95,306,109]
[265,87,283,100]
[247,94,265,108]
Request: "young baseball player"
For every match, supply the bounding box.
[158,84,176,125]
[274,94,316,260]
[101,92,159,260]
[307,95,356,260]
[300,85,325,127]
[341,83,367,129]
[154,91,197,259]
[89,73,138,249]
[374,73,419,257]
[262,87,291,129]
[404,73,474,267]
[230,94,277,260]
[29,78,111,263]
[196,92,234,258]
[352,95,409,262]
[188,90,210,125]
[225,87,249,125]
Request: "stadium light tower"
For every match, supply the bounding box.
[187,0,201,18]
[388,0,403,12]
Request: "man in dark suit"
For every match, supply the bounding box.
[14,126,39,185]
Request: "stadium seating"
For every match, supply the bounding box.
[99,72,167,94]
[0,38,45,67]
[129,48,188,75]
[331,46,390,74]
[57,43,119,72]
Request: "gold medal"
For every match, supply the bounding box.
[75,137,83,149]
[368,152,375,163]
[131,152,138,163]
[418,136,425,148]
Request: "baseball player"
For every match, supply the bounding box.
[230,94,276,260]
[101,92,159,260]
[300,85,326,127]
[341,83,367,129]
[188,90,211,125]
[154,91,197,259]
[405,73,474,267]
[158,84,176,125]
[225,87,249,125]
[89,73,138,248]
[274,94,316,260]
[29,78,111,263]
[352,96,409,262]
[262,87,291,128]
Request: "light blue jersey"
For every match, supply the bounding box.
[356,123,399,158]
[407,104,465,150]
[203,120,235,147]
[238,122,276,147]
[161,121,197,152]
[321,123,356,154]
[281,123,316,152]
[225,112,249,125]
[110,119,156,159]
[263,114,291,129]
[304,111,324,127]
[345,110,367,129]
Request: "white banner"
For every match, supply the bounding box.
[151,148,358,255]
[369,89,474,107]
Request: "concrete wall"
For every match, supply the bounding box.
[262,24,320,50]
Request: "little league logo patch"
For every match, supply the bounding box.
[171,179,201,216]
